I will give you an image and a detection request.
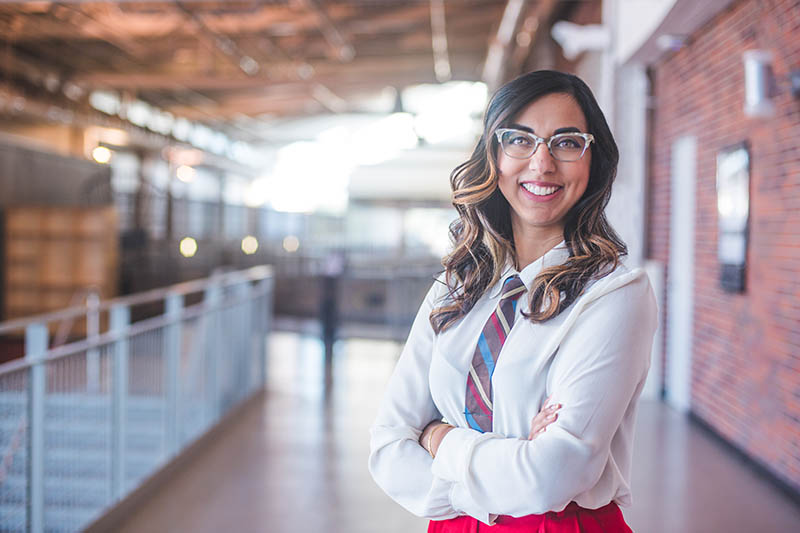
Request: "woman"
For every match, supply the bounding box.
[369,70,657,532]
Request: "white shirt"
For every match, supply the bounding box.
[368,241,658,525]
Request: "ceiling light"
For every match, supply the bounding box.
[282,235,300,253]
[91,146,112,164]
[176,165,196,183]
[241,235,259,255]
[179,237,198,258]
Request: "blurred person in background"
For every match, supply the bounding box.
[369,70,657,532]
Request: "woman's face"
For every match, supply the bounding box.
[496,93,591,241]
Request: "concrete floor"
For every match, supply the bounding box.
[115,333,800,533]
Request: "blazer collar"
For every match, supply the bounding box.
[488,240,570,298]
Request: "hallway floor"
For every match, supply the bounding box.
[115,333,800,533]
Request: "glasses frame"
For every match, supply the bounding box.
[494,128,595,162]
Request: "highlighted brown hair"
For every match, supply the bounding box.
[430,70,626,333]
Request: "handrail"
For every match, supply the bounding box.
[0,263,274,533]
[0,265,273,335]
[0,266,273,376]
[0,285,272,376]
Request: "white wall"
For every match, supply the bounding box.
[614,0,677,64]
[607,64,649,267]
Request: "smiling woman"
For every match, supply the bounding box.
[495,93,593,267]
[434,70,625,328]
[369,71,658,533]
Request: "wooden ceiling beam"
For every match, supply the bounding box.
[172,1,260,76]
[482,0,530,91]
[73,52,447,90]
[0,44,67,92]
[505,0,559,78]
[48,4,149,59]
[0,1,510,122]
[161,74,452,120]
[165,98,322,120]
[291,0,355,61]
[430,0,451,82]
[0,3,348,41]
[345,4,432,35]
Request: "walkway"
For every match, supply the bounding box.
[114,333,800,533]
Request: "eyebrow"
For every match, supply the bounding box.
[508,123,583,135]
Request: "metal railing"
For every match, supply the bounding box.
[0,266,274,533]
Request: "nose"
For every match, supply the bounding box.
[528,141,556,173]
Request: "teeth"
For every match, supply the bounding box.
[522,183,560,196]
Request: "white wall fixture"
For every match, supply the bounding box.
[551,21,609,60]
[743,49,776,117]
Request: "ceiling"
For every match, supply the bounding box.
[0,0,568,144]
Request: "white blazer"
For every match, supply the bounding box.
[369,241,659,525]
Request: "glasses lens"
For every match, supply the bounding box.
[500,130,535,158]
[550,134,587,161]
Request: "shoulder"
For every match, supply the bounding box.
[577,262,658,323]
[424,271,455,309]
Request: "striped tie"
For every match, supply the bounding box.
[464,274,526,433]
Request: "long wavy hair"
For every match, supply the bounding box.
[430,70,626,333]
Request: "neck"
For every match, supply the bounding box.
[511,224,564,270]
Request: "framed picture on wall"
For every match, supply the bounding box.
[716,143,750,292]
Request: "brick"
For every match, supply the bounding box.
[648,0,800,489]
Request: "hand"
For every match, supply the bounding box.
[528,394,561,440]
[419,420,453,457]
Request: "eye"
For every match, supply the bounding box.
[505,133,532,146]
[553,135,583,150]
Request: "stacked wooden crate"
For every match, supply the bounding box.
[2,206,118,324]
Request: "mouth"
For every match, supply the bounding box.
[520,182,563,198]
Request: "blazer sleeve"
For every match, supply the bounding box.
[430,269,658,517]
[368,278,461,520]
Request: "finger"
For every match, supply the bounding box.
[537,411,559,425]
[531,413,558,433]
[529,425,547,440]
[529,410,557,431]
[544,403,561,414]
[532,411,553,427]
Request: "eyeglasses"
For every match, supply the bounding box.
[494,128,594,162]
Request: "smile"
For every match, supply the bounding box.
[521,183,563,197]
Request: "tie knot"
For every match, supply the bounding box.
[499,274,525,300]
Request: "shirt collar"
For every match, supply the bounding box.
[488,240,570,298]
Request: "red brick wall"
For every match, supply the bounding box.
[648,0,800,491]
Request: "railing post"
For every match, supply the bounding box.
[233,282,250,399]
[110,304,130,500]
[25,323,47,533]
[204,283,222,425]
[86,290,101,394]
[257,276,274,388]
[163,293,182,456]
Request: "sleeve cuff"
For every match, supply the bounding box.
[432,427,498,482]
[432,427,499,525]
[449,482,495,525]
[431,427,474,482]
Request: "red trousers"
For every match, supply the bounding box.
[427,501,633,532]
